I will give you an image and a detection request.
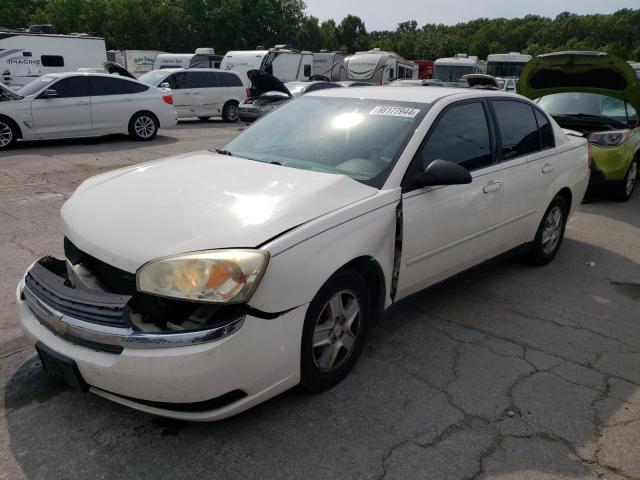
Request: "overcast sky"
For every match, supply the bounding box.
[303,0,638,30]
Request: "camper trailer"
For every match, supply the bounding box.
[152,48,222,71]
[433,54,485,82]
[340,49,417,85]
[486,52,532,78]
[220,46,313,83]
[0,28,107,87]
[109,50,164,77]
[312,51,345,81]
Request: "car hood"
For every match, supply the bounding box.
[61,151,377,273]
[247,70,291,96]
[518,51,640,112]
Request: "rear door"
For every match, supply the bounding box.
[163,72,193,118]
[396,100,504,299]
[89,77,142,132]
[186,71,220,117]
[31,75,92,138]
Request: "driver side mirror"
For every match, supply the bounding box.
[411,159,472,188]
[39,88,59,99]
[159,82,170,89]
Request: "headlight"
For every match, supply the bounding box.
[137,250,269,303]
[588,129,629,147]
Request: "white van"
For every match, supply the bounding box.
[312,51,345,81]
[138,68,246,122]
[152,48,223,71]
[340,48,417,85]
[433,54,486,82]
[220,46,313,83]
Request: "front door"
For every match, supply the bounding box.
[164,72,194,118]
[186,71,220,117]
[396,100,504,299]
[31,75,92,138]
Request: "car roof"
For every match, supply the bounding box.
[308,85,522,104]
[148,68,240,74]
[43,71,142,82]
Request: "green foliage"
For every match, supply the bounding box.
[1,2,638,60]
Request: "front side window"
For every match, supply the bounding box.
[418,102,493,171]
[47,76,88,98]
[223,96,428,187]
[165,72,189,90]
[492,100,541,160]
[41,55,64,67]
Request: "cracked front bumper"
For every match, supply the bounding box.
[16,275,307,421]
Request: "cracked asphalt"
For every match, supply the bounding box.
[1,121,639,480]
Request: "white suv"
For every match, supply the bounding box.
[139,68,246,122]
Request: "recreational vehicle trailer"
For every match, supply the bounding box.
[312,51,345,81]
[220,46,313,83]
[109,50,164,77]
[152,48,222,71]
[340,49,418,85]
[433,54,485,82]
[486,52,532,78]
[0,29,107,87]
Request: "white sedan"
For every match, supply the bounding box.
[0,72,177,149]
[16,86,589,421]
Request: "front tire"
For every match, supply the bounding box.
[613,160,637,202]
[128,112,158,141]
[300,270,371,393]
[526,195,568,266]
[221,101,239,123]
[0,116,18,150]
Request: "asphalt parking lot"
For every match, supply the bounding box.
[1,121,639,480]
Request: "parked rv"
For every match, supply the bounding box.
[0,28,107,88]
[312,51,345,81]
[152,48,223,71]
[486,52,532,79]
[433,54,485,82]
[411,60,434,79]
[340,48,417,85]
[220,46,313,83]
[108,50,164,77]
[139,68,246,122]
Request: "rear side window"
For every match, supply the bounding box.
[41,55,64,67]
[122,81,148,94]
[418,101,493,171]
[48,76,88,98]
[90,77,135,96]
[493,100,542,160]
[217,72,243,87]
[188,71,218,88]
[165,72,189,90]
[534,109,555,149]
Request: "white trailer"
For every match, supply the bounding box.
[152,48,222,71]
[110,50,163,77]
[340,48,417,85]
[312,51,345,81]
[0,30,106,87]
[486,52,532,78]
[433,54,485,82]
[220,46,313,83]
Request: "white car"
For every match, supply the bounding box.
[138,68,246,122]
[16,87,590,421]
[0,72,177,149]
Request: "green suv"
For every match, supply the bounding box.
[519,51,639,201]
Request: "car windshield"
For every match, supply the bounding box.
[138,70,170,86]
[17,75,57,96]
[537,92,637,125]
[223,96,428,188]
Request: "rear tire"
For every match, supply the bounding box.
[300,269,370,393]
[221,101,239,123]
[128,112,158,141]
[526,195,568,266]
[0,116,18,150]
[613,160,637,202]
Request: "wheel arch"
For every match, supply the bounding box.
[0,114,22,139]
[335,256,386,321]
[131,110,160,128]
[555,187,573,212]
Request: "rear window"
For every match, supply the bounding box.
[534,109,555,149]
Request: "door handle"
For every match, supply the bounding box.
[482,181,502,193]
[75,101,89,106]
[122,98,134,103]
[542,162,555,174]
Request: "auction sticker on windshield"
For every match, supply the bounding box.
[369,106,421,118]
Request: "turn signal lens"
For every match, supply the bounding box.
[137,250,269,303]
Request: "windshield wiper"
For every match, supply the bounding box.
[214,149,233,156]
[555,113,626,127]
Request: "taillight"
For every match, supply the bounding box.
[162,95,173,105]
[587,142,593,169]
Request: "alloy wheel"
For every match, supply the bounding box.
[0,122,13,147]
[312,290,361,372]
[626,161,638,197]
[134,116,155,139]
[541,206,563,255]
[225,104,238,121]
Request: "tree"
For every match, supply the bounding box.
[296,15,322,51]
[320,19,340,51]
[0,0,45,29]
[338,15,368,53]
